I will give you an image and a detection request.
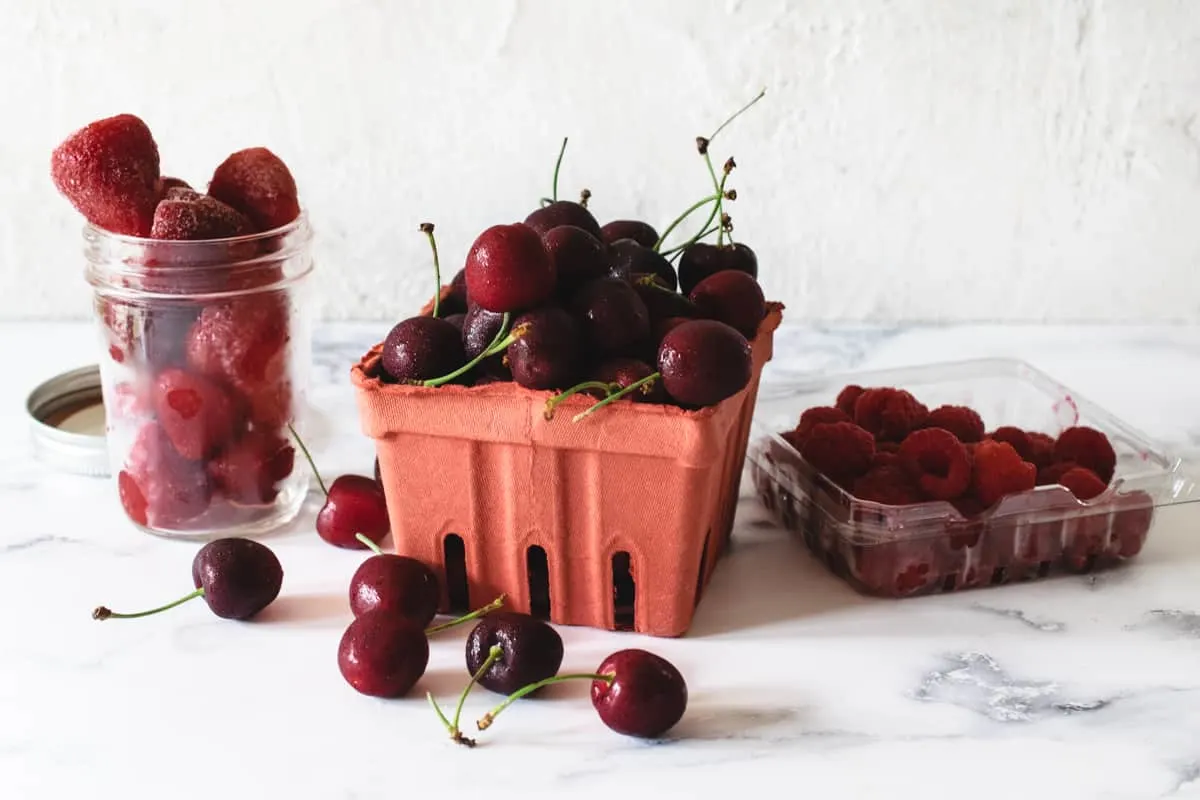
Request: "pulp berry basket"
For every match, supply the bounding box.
[748,358,1196,598]
[352,304,783,637]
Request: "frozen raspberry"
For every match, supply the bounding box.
[899,428,972,500]
[50,113,160,236]
[925,405,985,443]
[1037,461,1079,486]
[853,388,927,441]
[971,440,1037,507]
[796,421,875,484]
[151,191,255,240]
[207,429,295,505]
[208,147,300,231]
[119,422,211,528]
[835,385,865,416]
[790,406,852,445]
[851,465,922,505]
[1026,432,1056,468]
[1056,466,1107,501]
[1053,426,1116,483]
[186,295,291,428]
[152,368,239,460]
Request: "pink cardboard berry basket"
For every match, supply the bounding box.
[747,358,1197,598]
[352,303,784,637]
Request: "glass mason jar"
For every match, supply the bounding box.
[84,215,314,539]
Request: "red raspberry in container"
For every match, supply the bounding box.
[794,421,876,485]
[971,440,1036,508]
[925,405,985,443]
[898,428,972,500]
[853,387,927,441]
[1053,426,1117,483]
[1107,490,1154,560]
[850,539,943,597]
[989,426,1031,458]
[851,465,922,505]
[835,384,865,416]
[789,406,852,446]
[1025,432,1057,468]
[1057,466,1107,501]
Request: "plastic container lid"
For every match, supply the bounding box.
[27,364,110,477]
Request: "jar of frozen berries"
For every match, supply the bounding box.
[85,214,314,538]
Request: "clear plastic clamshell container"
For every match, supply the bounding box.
[747,358,1197,598]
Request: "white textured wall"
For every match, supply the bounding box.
[3,0,1199,323]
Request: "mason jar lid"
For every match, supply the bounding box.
[27,365,110,477]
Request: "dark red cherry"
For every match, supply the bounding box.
[350,553,440,626]
[464,223,555,313]
[461,304,511,380]
[569,277,650,357]
[438,268,470,316]
[508,308,581,390]
[542,225,608,295]
[338,611,429,698]
[688,269,766,339]
[316,475,390,549]
[464,612,564,695]
[442,313,466,334]
[381,316,465,383]
[593,358,667,403]
[607,240,677,290]
[591,649,687,738]
[657,319,752,407]
[678,242,758,295]
[600,220,658,249]
[633,279,699,323]
[523,201,602,240]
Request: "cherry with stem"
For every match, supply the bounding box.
[476,671,615,731]
[543,380,619,420]
[420,222,442,318]
[571,373,659,422]
[288,421,327,496]
[538,137,570,207]
[428,643,504,747]
[289,423,391,550]
[421,313,526,388]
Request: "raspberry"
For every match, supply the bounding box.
[989,426,1031,458]
[1037,461,1078,486]
[853,388,927,441]
[1053,426,1116,483]
[1108,491,1153,559]
[871,450,901,468]
[1026,432,1056,468]
[51,114,161,236]
[152,368,240,460]
[835,385,865,416]
[971,439,1037,507]
[850,540,942,597]
[951,496,986,518]
[791,406,852,445]
[1056,466,1107,500]
[150,190,255,240]
[898,428,972,500]
[207,429,295,505]
[925,405,985,443]
[852,465,922,505]
[208,147,300,231]
[119,422,212,527]
[796,421,876,483]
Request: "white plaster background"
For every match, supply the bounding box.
[2,0,1198,323]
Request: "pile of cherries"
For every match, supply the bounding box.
[93,535,688,744]
[49,114,304,530]
[379,91,772,421]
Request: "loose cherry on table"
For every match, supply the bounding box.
[339,594,507,700]
[288,423,390,550]
[350,534,441,626]
[93,537,283,622]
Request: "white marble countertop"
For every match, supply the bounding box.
[3,321,1200,800]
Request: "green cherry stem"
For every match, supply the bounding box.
[452,644,503,736]
[421,314,521,388]
[572,373,660,423]
[662,223,720,256]
[355,533,384,555]
[707,86,767,144]
[426,693,475,747]
[425,593,506,636]
[92,587,205,621]
[544,381,619,420]
[653,193,720,253]
[287,422,328,496]
[420,222,442,318]
[551,137,568,202]
[477,672,616,731]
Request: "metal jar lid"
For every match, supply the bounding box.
[27,365,110,477]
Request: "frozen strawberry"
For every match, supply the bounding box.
[899,428,972,500]
[150,191,255,240]
[1053,426,1116,483]
[835,385,865,417]
[186,295,290,425]
[50,113,160,236]
[152,369,239,460]
[853,388,927,441]
[790,406,852,446]
[851,465,922,505]
[119,422,211,528]
[99,296,199,369]
[158,176,192,192]
[793,421,875,484]
[971,440,1037,507]
[1057,466,1107,501]
[1026,432,1056,468]
[208,429,295,505]
[925,405,985,443]
[208,147,300,231]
